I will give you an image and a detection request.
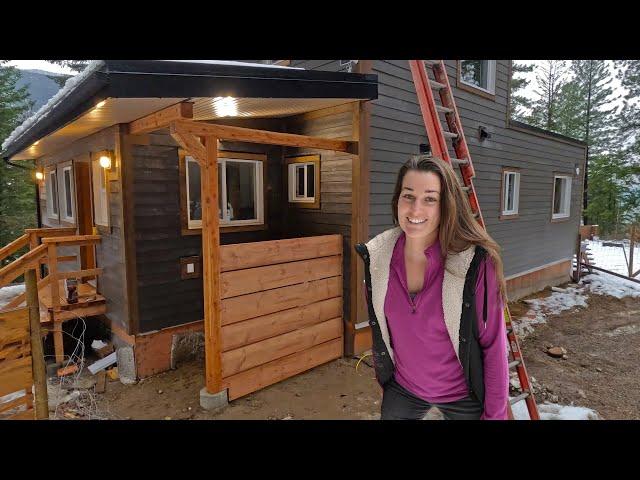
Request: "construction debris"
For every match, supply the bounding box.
[88,351,117,374]
[95,371,107,394]
[106,367,119,381]
[546,346,567,358]
[91,339,114,359]
[57,364,79,377]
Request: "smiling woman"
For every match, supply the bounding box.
[355,153,510,421]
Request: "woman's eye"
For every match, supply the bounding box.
[424,197,438,204]
[403,194,414,200]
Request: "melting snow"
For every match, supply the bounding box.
[511,399,600,420]
[0,284,25,310]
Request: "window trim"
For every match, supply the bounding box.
[551,174,572,221]
[178,149,268,235]
[457,60,497,99]
[46,166,59,220]
[285,154,321,209]
[500,168,521,219]
[91,151,111,227]
[60,162,76,223]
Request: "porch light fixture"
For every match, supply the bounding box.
[35,170,44,180]
[213,96,238,117]
[99,154,112,169]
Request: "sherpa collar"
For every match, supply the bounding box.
[365,227,476,362]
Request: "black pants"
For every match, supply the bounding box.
[381,378,483,420]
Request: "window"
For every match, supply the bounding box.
[92,154,110,227]
[286,155,321,209]
[459,60,496,95]
[61,164,75,222]
[501,170,520,216]
[552,175,572,219]
[181,150,265,232]
[46,167,59,220]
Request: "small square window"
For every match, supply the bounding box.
[286,155,320,208]
[502,170,520,216]
[459,60,496,95]
[552,175,572,219]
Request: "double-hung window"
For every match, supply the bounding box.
[552,175,572,219]
[61,163,75,223]
[502,169,520,216]
[459,60,497,95]
[46,166,59,220]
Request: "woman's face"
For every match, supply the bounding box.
[397,170,442,241]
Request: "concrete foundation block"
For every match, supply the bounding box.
[200,387,228,411]
[115,345,137,385]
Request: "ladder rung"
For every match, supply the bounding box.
[461,186,470,193]
[473,211,481,219]
[509,392,530,405]
[442,131,459,140]
[450,157,469,166]
[423,60,439,67]
[508,359,522,369]
[429,79,447,90]
[436,105,454,114]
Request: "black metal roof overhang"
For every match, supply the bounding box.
[2,60,378,161]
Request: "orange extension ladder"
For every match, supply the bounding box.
[409,60,540,420]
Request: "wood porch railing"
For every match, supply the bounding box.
[0,228,104,362]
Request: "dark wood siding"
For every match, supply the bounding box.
[283,104,356,321]
[37,125,130,329]
[367,60,586,278]
[130,128,285,333]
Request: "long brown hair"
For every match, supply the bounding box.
[392,154,508,303]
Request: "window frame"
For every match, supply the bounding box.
[457,60,497,99]
[551,174,572,221]
[46,165,59,220]
[285,154,321,210]
[178,149,268,235]
[91,151,111,227]
[60,162,76,223]
[500,168,521,219]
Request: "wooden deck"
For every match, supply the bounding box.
[39,281,106,323]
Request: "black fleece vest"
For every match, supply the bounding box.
[355,243,488,408]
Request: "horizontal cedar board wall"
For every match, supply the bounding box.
[223,338,343,400]
[218,234,343,399]
[282,102,355,322]
[368,60,586,277]
[37,125,129,330]
[132,130,285,333]
[0,308,34,418]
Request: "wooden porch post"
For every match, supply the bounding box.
[201,136,223,394]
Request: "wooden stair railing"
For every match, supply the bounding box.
[0,231,104,363]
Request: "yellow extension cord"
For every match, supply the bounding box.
[355,352,372,372]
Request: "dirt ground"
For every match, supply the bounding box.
[68,287,640,420]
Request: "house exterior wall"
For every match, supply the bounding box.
[36,124,130,330]
[292,60,587,280]
[127,124,286,334]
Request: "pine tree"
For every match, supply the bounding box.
[45,60,89,87]
[554,60,619,224]
[509,61,535,121]
[0,61,37,264]
[528,60,569,131]
[617,60,640,161]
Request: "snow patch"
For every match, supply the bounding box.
[511,399,601,420]
[163,60,303,70]
[0,284,26,310]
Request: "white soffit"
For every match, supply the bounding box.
[192,97,356,120]
[12,97,188,160]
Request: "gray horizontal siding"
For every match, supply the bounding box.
[368,60,586,277]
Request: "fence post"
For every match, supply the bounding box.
[25,269,48,419]
[573,233,582,282]
[629,225,636,278]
